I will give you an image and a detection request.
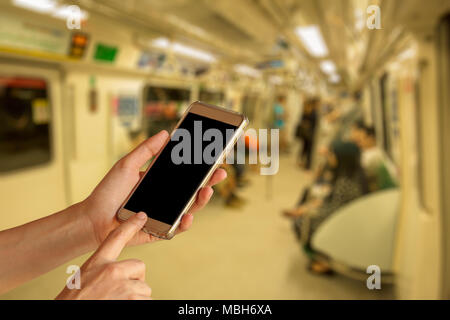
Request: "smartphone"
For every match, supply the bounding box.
[117,101,248,239]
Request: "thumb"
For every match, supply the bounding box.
[93,212,148,262]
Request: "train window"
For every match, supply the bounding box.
[145,86,190,102]
[198,89,224,106]
[143,86,191,136]
[0,77,52,173]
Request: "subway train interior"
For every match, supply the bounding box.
[0,0,449,300]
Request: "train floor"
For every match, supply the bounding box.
[1,149,395,299]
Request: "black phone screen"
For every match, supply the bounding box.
[124,112,238,225]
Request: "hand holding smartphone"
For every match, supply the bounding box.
[117,101,248,239]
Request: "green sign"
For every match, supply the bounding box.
[93,43,118,62]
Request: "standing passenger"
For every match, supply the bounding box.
[272,96,288,153]
[295,98,318,169]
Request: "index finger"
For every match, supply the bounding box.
[119,130,169,170]
[93,212,148,262]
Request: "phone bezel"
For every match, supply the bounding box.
[117,101,248,239]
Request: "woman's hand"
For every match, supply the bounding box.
[81,130,227,247]
[1,131,226,294]
[56,213,152,300]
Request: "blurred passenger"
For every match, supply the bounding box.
[214,163,246,208]
[295,98,318,169]
[272,96,288,153]
[286,161,335,221]
[331,95,364,142]
[286,141,369,274]
[348,120,366,146]
[352,125,397,192]
[285,141,367,217]
[232,142,250,188]
[307,103,340,173]
[287,114,363,219]
[315,104,338,152]
[232,163,247,188]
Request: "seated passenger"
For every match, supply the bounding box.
[286,141,369,274]
[286,159,335,215]
[351,125,397,192]
[285,141,368,218]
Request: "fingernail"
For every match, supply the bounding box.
[159,130,169,137]
[136,212,147,220]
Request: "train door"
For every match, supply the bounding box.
[0,61,67,229]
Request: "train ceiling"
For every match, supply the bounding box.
[10,0,450,89]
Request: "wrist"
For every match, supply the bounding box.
[66,200,99,253]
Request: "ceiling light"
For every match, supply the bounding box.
[320,60,337,75]
[295,25,329,58]
[151,37,170,49]
[234,64,261,78]
[172,43,216,63]
[52,5,88,21]
[12,0,55,13]
[12,0,88,21]
[151,37,216,63]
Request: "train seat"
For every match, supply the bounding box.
[311,189,400,276]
